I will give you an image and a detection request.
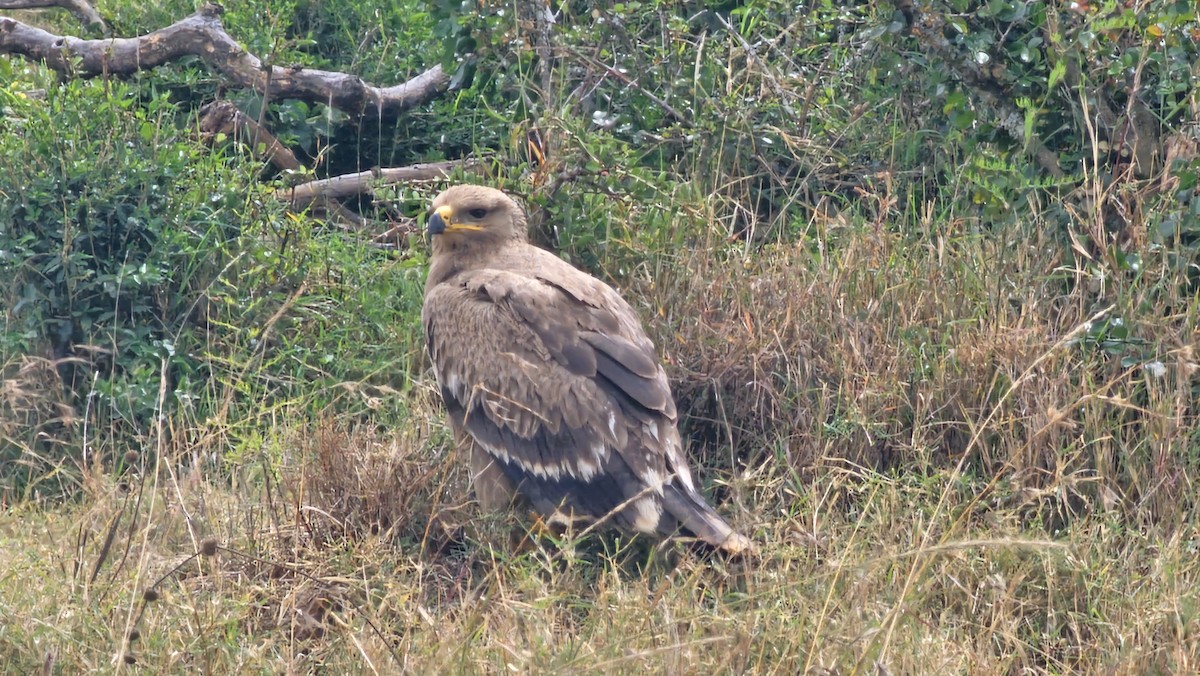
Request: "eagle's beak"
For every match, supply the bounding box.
[427,205,453,236]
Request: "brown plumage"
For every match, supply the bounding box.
[422,185,752,555]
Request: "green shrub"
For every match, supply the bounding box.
[0,80,282,494]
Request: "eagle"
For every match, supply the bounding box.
[422,185,752,555]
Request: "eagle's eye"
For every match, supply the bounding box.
[467,208,488,219]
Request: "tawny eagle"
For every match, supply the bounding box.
[422,185,751,555]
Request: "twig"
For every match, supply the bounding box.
[711,12,797,118]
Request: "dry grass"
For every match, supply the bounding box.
[2,422,1197,673]
[0,355,83,503]
[633,184,1199,530]
[3,106,1199,673]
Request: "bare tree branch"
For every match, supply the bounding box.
[277,160,477,210]
[371,219,421,248]
[0,3,448,118]
[0,0,105,32]
[198,100,301,172]
[196,100,369,228]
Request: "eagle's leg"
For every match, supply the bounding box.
[464,433,521,511]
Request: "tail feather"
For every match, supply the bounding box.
[660,482,754,555]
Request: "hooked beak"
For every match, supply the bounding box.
[427,205,453,236]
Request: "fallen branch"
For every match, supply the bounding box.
[371,219,421,248]
[198,100,301,173]
[276,160,478,210]
[0,3,447,118]
[0,0,105,32]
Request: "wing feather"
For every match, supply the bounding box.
[460,267,674,421]
[590,345,668,413]
[581,331,659,378]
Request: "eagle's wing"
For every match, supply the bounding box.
[422,263,674,533]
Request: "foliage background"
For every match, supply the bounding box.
[1,0,1198,671]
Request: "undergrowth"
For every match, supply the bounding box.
[3,417,1197,672]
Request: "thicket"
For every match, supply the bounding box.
[1,0,1198,526]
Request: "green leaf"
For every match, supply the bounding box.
[1048,61,1067,91]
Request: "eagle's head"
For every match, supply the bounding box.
[427,185,528,247]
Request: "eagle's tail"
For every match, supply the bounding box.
[660,482,754,555]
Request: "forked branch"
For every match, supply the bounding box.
[0,3,448,117]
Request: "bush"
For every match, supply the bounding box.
[0,80,280,495]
